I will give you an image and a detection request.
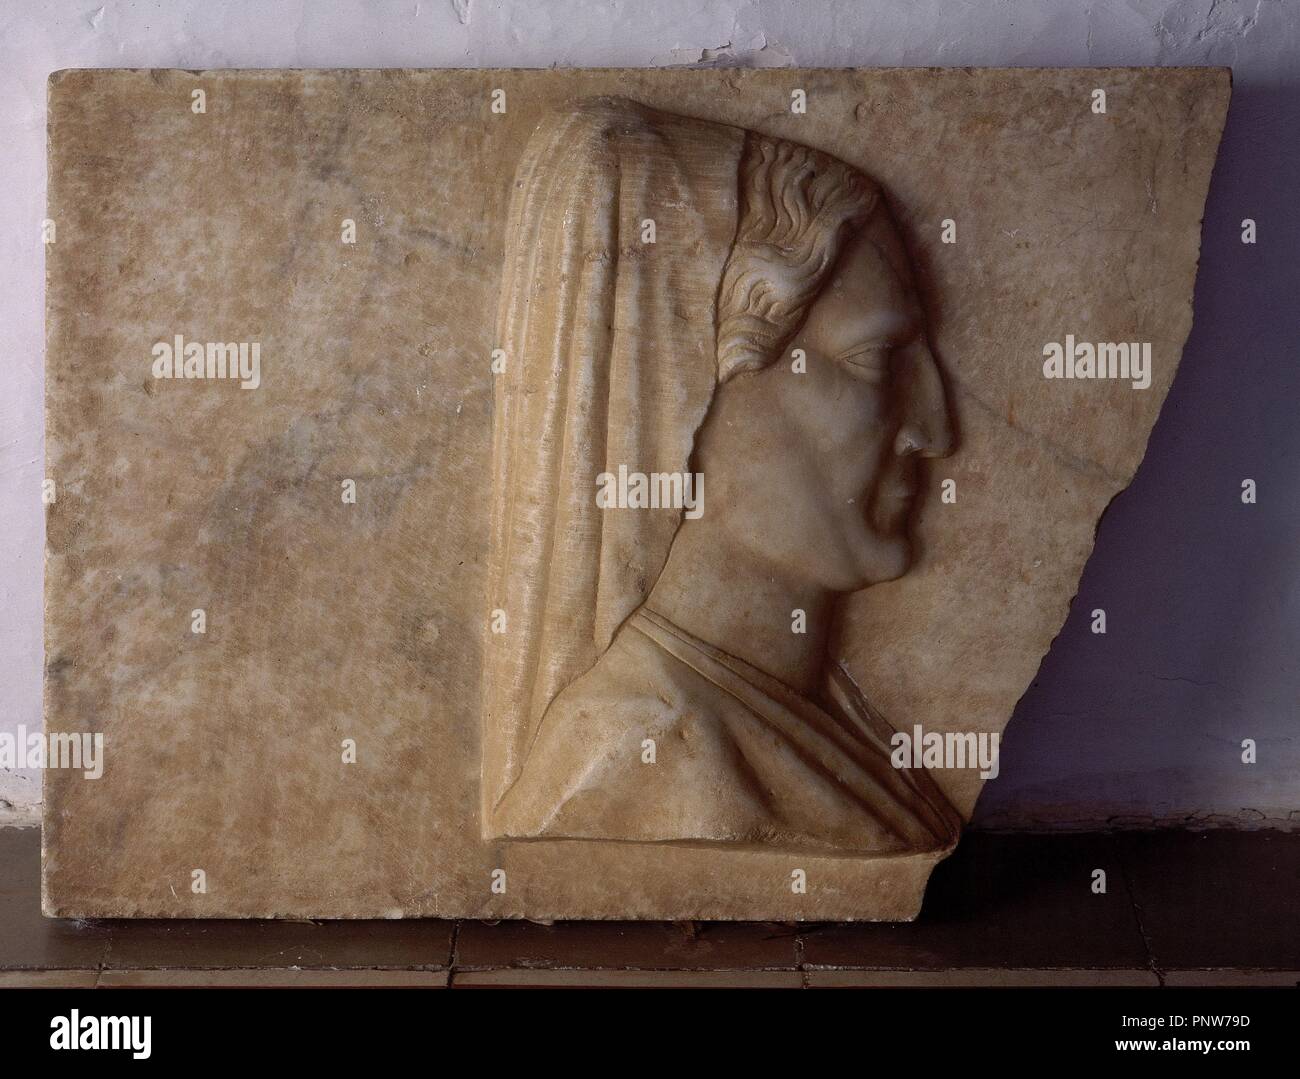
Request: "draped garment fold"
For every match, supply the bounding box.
[494,607,961,855]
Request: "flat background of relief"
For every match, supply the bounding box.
[41,67,1231,918]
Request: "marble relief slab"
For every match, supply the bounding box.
[43,68,1229,919]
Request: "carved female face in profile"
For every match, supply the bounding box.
[691,209,953,594]
[483,97,961,852]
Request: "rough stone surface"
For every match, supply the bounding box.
[44,68,1228,919]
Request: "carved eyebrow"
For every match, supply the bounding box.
[834,345,891,384]
[834,341,891,365]
[834,316,920,361]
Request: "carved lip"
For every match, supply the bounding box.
[876,459,918,505]
[878,484,916,506]
[881,460,918,498]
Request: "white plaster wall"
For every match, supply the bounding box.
[2,0,1297,827]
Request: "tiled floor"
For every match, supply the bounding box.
[1,827,1295,987]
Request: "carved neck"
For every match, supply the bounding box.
[644,521,834,698]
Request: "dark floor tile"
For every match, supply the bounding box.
[103,917,455,971]
[453,967,801,987]
[0,969,101,987]
[0,826,110,970]
[801,833,1149,971]
[1163,970,1300,986]
[98,968,449,987]
[455,918,799,972]
[1116,831,1300,972]
[806,967,1159,986]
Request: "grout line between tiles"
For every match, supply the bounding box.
[448,919,462,980]
[1114,835,1165,986]
[98,925,113,978]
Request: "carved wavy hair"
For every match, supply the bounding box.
[716,133,881,381]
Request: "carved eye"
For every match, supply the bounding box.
[835,343,891,382]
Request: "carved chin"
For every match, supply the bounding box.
[843,532,912,591]
[873,539,913,584]
[863,497,915,563]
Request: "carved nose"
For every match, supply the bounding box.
[894,341,954,459]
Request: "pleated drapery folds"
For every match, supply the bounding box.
[483,98,745,829]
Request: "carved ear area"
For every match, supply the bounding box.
[717,133,880,382]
